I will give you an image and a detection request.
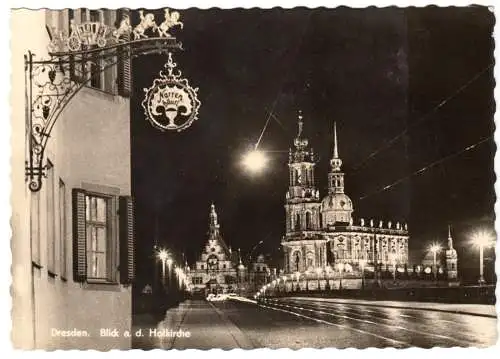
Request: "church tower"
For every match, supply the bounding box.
[283,111,325,274]
[285,111,321,232]
[321,122,354,227]
[445,225,458,280]
[209,203,220,238]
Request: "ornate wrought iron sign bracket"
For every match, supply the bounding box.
[25,9,199,192]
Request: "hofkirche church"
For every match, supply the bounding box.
[281,113,411,275]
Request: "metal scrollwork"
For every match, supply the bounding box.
[141,52,201,132]
[26,8,190,192]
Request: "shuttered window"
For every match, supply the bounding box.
[119,196,135,284]
[86,194,110,280]
[72,189,87,282]
[72,188,135,285]
[116,9,131,97]
[89,10,103,90]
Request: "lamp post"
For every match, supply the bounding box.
[283,276,288,293]
[166,257,173,286]
[295,271,300,292]
[158,249,169,286]
[472,230,494,285]
[429,243,442,281]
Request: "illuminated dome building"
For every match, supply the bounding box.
[282,113,410,276]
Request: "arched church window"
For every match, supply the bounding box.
[295,213,301,231]
[295,168,302,184]
[305,212,312,229]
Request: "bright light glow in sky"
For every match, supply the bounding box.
[242,150,268,173]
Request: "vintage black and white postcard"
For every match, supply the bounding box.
[9,0,498,351]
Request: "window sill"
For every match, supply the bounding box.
[83,280,122,292]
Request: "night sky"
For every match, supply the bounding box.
[130,7,495,284]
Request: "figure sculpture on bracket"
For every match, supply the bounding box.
[157,9,184,37]
[26,8,192,192]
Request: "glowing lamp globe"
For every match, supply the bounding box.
[472,230,494,248]
[242,150,268,173]
[158,250,169,261]
[429,243,442,254]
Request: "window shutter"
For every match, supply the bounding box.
[72,189,87,282]
[119,196,135,284]
[116,9,131,97]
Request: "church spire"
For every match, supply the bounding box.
[293,110,309,151]
[333,121,339,159]
[210,203,218,226]
[448,224,454,250]
[329,122,343,172]
[209,203,220,236]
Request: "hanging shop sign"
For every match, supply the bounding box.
[142,52,201,132]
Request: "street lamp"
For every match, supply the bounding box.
[242,149,268,174]
[158,249,169,283]
[429,243,442,280]
[472,230,495,285]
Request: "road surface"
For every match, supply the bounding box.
[132,297,497,349]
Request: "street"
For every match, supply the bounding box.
[132,297,497,349]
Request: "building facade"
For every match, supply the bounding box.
[12,9,135,350]
[188,204,241,294]
[445,226,458,280]
[187,204,272,295]
[282,113,410,277]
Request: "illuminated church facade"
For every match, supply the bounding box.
[188,204,272,294]
[282,113,410,275]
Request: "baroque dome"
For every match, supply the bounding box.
[321,193,353,212]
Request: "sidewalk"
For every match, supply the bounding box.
[289,296,497,318]
[133,299,254,349]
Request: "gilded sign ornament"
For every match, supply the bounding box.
[47,8,184,53]
[142,52,201,132]
[26,8,193,192]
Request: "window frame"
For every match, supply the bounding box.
[84,192,117,283]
